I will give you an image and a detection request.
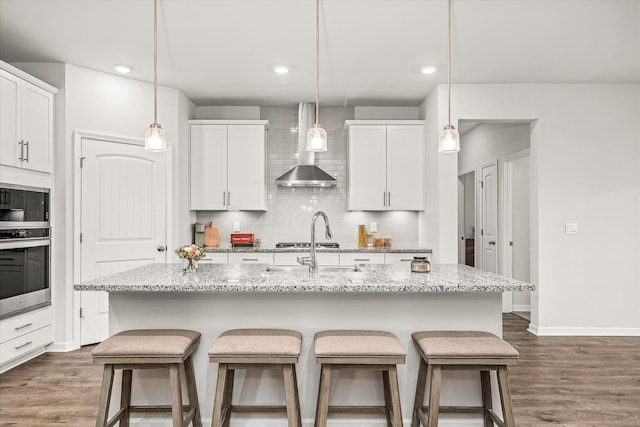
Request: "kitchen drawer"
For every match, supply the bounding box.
[385,253,431,265]
[199,253,228,264]
[273,252,339,266]
[339,253,385,265]
[228,253,274,264]
[0,324,53,365]
[0,306,52,344]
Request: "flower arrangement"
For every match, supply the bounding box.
[175,244,205,261]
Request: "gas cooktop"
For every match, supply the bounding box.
[275,242,340,249]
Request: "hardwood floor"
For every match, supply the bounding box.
[0,314,638,426]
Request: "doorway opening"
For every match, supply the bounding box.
[458,171,475,267]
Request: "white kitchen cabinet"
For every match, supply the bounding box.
[228,252,274,264]
[384,252,431,266]
[340,252,385,265]
[346,121,425,211]
[199,253,229,264]
[273,252,339,266]
[0,306,53,373]
[0,64,56,174]
[190,120,268,211]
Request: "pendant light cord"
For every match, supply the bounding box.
[314,0,320,127]
[153,0,158,125]
[447,0,452,126]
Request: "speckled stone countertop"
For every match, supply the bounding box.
[203,247,432,253]
[74,263,534,293]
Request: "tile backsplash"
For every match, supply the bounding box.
[196,106,419,249]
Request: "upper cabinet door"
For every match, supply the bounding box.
[348,125,387,211]
[386,125,424,210]
[20,83,53,173]
[227,125,266,210]
[0,70,20,168]
[190,124,227,210]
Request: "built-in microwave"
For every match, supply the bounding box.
[0,183,49,227]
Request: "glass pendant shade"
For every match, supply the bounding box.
[145,123,167,152]
[439,124,460,153]
[307,125,328,152]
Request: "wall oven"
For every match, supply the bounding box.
[0,184,51,319]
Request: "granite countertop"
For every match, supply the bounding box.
[74,263,534,293]
[204,247,432,253]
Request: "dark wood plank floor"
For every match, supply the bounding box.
[1,314,639,426]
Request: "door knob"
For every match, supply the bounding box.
[488,241,496,245]
[157,245,167,252]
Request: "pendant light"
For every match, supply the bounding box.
[307,0,328,152]
[145,0,167,152]
[439,0,460,153]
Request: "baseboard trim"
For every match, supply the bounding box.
[46,340,77,352]
[512,304,530,312]
[532,326,640,336]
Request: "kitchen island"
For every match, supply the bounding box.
[76,263,533,427]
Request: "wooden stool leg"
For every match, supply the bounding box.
[283,364,301,427]
[497,366,515,427]
[221,368,234,427]
[95,365,115,427]
[120,369,133,427]
[426,365,441,427]
[382,368,393,427]
[169,364,184,427]
[387,364,403,427]
[314,364,332,427]
[480,370,493,427]
[211,364,228,427]
[411,358,428,427]
[292,365,303,427]
[184,355,202,427]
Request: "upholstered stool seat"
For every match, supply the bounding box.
[411,331,519,427]
[92,329,201,427]
[314,330,407,427]
[208,329,303,427]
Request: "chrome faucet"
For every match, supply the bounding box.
[298,211,332,272]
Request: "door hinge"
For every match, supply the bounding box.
[509,241,513,246]
[79,307,83,318]
[79,232,83,243]
[80,156,86,168]
[480,180,484,188]
[481,229,484,236]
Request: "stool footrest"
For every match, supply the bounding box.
[328,405,387,415]
[231,404,289,413]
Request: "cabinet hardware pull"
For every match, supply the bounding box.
[14,323,33,331]
[24,140,29,162]
[223,191,226,206]
[18,140,24,161]
[242,258,259,261]
[15,341,33,350]
[388,191,391,206]
[354,258,370,262]
[400,259,412,262]
[383,192,386,206]
[228,191,231,207]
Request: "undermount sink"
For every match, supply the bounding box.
[265,265,362,273]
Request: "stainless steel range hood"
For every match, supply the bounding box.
[275,103,337,188]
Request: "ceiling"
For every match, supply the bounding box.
[1,0,638,107]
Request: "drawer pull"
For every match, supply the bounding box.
[15,341,33,350]
[400,259,413,262]
[242,258,259,262]
[354,258,370,262]
[14,322,33,331]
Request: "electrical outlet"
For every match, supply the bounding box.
[233,222,241,232]
[565,223,578,235]
[370,222,377,233]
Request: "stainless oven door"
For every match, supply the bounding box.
[0,238,51,319]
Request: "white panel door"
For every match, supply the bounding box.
[227,125,265,210]
[80,137,167,345]
[480,162,498,273]
[386,125,424,210]
[190,124,227,210]
[348,125,387,210]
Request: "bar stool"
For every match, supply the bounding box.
[208,328,302,427]
[410,331,519,427]
[314,330,407,427]
[91,329,202,427]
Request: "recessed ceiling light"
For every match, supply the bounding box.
[114,64,132,74]
[274,66,289,74]
[421,66,437,75]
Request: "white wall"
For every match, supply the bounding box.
[427,83,640,334]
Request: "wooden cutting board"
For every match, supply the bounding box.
[204,225,220,247]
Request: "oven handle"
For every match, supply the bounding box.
[0,238,50,250]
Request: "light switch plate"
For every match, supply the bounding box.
[233,222,241,232]
[370,222,378,233]
[565,223,578,235]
